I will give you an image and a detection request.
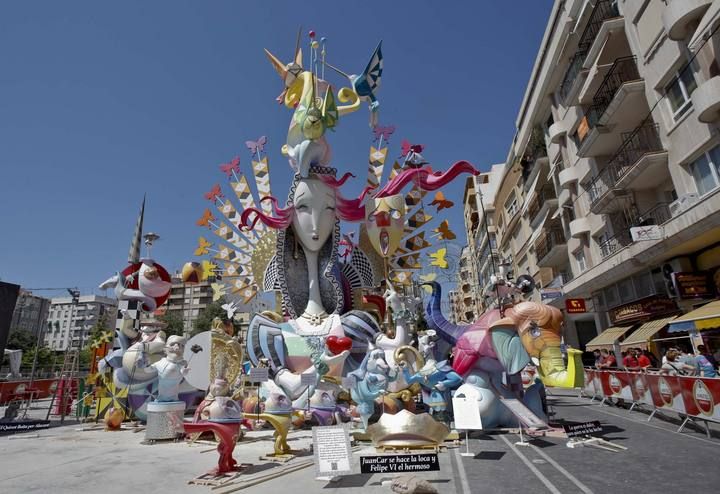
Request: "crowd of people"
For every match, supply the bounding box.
[592,345,719,378]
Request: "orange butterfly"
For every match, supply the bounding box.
[196,208,216,227]
[430,191,454,211]
[433,220,456,240]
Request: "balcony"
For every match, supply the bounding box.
[692,76,720,123]
[535,224,568,268]
[572,57,644,157]
[599,203,672,260]
[527,185,558,227]
[588,124,667,214]
[662,0,712,41]
[548,121,566,144]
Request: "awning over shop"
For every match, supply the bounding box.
[668,300,720,333]
[620,316,677,348]
[585,325,634,350]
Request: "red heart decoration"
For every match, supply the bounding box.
[326,336,353,355]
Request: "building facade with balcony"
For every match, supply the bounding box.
[10,290,50,337]
[498,0,720,350]
[164,275,215,336]
[45,295,117,351]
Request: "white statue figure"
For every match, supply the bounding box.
[143,335,189,403]
[99,259,172,313]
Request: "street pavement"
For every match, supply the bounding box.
[1,390,718,493]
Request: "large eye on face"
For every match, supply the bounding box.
[390,209,402,220]
[368,213,377,223]
[296,204,309,212]
[325,204,336,212]
[529,321,541,338]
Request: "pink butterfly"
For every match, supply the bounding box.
[372,125,396,143]
[204,184,223,201]
[246,136,268,155]
[400,139,424,157]
[219,157,240,177]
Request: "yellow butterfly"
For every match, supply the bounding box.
[194,236,212,256]
[419,272,438,293]
[429,248,448,269]
[211,282,226,302]
[201,260,218,280]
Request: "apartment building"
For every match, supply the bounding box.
[45,295,117,350]
[492,0,720,350]
[460,165,505,314]
[164,275,214,336]
[10,290,50,337]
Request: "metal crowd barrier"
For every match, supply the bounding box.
[581,367,720,438]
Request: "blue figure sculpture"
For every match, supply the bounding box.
[347,348,398,430]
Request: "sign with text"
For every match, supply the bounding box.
[0,420,50,435]
[301,373,316,386]
[562,420,603,438]
[672,272,715,299]
[249,367,269,383]
[499,397,549,429]
[565,298,586,313]
[452,384,484,430]
[609,296,677,325]
[360,454,439,474]
[312,425,353,477]
[630,225,662,242]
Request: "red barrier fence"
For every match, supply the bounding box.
[0,379,59,405]
[583,368,720,423]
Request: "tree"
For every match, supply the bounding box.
[5,329,36,352]
[191,297,236,337]
[157,311,185,338]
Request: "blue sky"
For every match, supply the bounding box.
[0,1,552,295]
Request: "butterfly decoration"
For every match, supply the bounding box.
[372,124,396,143]
[429,248,448,269]
[194,237,212,256]
[400,139,424,157]
[196,209,216,227]
[211,282,226,302]
[433,220,457,241]
[246,136,268,156]
[201,260,218,280]
[220,157,240,177]
[204,184,223,202]
[221,300,238,319]
[419,272,438,293]
[430,191,454,211]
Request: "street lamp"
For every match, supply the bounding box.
[143,232,160,258]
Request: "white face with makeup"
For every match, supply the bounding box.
[292,178,337,253]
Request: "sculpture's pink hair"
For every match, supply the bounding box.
[239,161,479,231]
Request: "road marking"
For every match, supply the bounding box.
[452,447,472,494]
[588,403,720,447]
[498,434,561,494]
[530,444,594,494]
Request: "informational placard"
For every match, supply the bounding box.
[452,385,483,430]
[301,372,316,386]
[0,420,51,435]
[312,425,353,477]
[562,421,603,438]
[360,454,440,474]
[499,397,548,429]
[249,367,269,383]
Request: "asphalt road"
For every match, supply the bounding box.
[454,390,720,493]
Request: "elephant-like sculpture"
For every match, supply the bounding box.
[423,281,583,427]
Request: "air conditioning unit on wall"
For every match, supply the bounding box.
[669,193,699,217]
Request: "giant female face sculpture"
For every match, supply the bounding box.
[292,177,338,253]
[365,194,405,258]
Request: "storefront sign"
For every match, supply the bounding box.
[671,271,715,299]
[609,296,677,325]
[565,298,586,313]
[360,454,439,474]
[562,421,603,438]
[313,425,353,477]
